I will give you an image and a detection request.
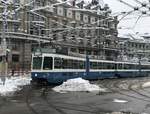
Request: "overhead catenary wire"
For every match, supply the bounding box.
[119,14,150,20]
[118,10,135,21]
[132,14,143,29]
[115,0,150,15]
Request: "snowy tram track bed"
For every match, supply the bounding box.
[0,76,31,96]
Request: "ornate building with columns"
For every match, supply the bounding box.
[0,0,119,71]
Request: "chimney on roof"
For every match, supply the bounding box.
[72,0,76,6]
[91,0,99,5]
[76,0,84,9]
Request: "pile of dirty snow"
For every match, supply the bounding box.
[0,76,31,96]
[107,112,132,114]
[113,99,128,103]
[142,82,150,88]
[53,78,106,93]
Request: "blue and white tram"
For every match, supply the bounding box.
[31,53,150,84]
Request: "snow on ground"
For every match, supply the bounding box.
[0,75,31,96]
[106,112,132,114]
[142,82,150,88]
[53,78,106,93]
[113,99,128,103]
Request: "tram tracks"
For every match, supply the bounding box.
[25,85,101,114]
[98,78,150,103]
[25,86,40,114]
[25,78,150,114]
[42,88,102,114]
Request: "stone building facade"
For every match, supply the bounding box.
[118,36,150,62]
[0,0,119,72]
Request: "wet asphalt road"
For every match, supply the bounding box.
[1,77,150,114]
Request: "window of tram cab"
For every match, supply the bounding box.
[43,57,53,70]
[33,57,42,70]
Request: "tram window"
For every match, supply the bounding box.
[110,63,115,69]
[118,64,122,69]
[105,63,113,69]
[145,65,149,69]
[94,62,98,69]
[97,62,103,69]
[43,57,53,70]
[90,62,98,69]
[132,64,136,69]
[134,64,138,69]
[124,64,129,69]
[67,59,73,69]
[141,65,149,69]
[73,60,79,69]
[141,65,145,69]
[111,63,115,69]
[106,63,111,69]
[79,61,85,69]
[147,65,150,69]
[126,64,135,69]
[62,59,68,69]
[103,63,107,69]
[103,63,112,69]
[54,57,62,69]
[129,64,134,69]
[32,57,42,70]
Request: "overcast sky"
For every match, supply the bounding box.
[84,0,150,36]
[99,0,150,36]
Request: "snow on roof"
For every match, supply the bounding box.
[98,0,105,8]
[141,33,150,38]
[56,0,106,9]
[119,33,150,43]
[128,34,144,40]
[56,0,71,6]
[56,0,63,3]
[76,0,84,4]
[84,0,105,9]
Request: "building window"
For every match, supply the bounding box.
[59,10,61,13]
[80,13,83,21]
[71,48,76,52]
[12,54,19,62]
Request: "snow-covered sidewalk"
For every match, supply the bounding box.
[0,75,31,96]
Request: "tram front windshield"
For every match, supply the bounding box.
[32,57,42,70]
